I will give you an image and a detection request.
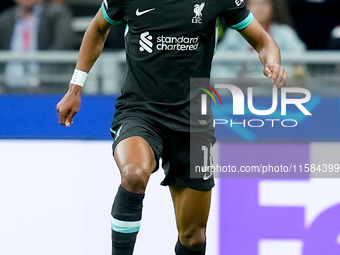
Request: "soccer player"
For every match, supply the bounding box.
[56,0,287,254]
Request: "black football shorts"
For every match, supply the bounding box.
[111,116,216,191]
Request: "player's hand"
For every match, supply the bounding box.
[263,63,287,90]
[56,83,82,127]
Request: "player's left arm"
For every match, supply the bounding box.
[239,18,287,89]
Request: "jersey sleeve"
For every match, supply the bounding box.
[221,0,254,31]
[101,0,124,25]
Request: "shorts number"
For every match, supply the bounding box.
[202,143,213,167]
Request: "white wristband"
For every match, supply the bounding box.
[70,69,88,87]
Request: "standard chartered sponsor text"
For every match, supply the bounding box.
[156,35,199,51]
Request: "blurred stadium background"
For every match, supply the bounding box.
[0,0,340,254]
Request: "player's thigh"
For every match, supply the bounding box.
[114,136,157,191]
[170,185,212,235]
[161,129,216,190]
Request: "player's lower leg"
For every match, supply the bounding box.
[170,186,211,255]
[112,137,156,255]
[111,185,144,255]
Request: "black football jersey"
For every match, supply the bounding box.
[102,0,254,131]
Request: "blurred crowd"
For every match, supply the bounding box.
[0,0,125,90]
[0,0,125,51]
[0,0,339,91]
[0,0,339,52]
[211,0,340,80]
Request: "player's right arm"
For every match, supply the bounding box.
[56,9,112,127]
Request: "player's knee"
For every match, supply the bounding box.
[120,163,150,193]
[179,226,206,251]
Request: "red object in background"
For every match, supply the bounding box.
[23,29,30,51]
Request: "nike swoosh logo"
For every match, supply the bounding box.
[136,8,155,16]
[203,172,213,181]
[115,125,123,140]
